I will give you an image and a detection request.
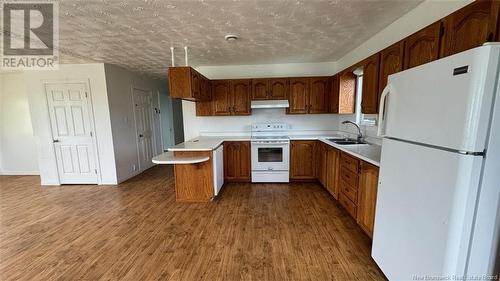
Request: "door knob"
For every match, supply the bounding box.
[53,139,59,143]
[139,134,144,138]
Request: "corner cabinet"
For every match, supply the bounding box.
[441,0,500,57]
[223,141,251,182]
[356,161,379,238]
[290,140,316,180]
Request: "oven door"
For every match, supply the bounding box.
[251,141,290,171]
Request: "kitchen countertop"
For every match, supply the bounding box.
[152,151,210,164]
[168,134,381,166]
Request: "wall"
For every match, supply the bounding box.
[172,99,185,144]
[25,64,117,185]
[104,64,166,183]
[159,85,174,150]
[0,72,39,175]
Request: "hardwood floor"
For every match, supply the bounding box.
[0,166,386,281]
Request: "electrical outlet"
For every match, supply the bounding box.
[132,164,136,171]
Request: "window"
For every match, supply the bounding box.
[353,68,364,125]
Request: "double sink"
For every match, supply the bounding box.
[326,137,368,145]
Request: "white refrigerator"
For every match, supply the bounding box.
[372,44,500,280]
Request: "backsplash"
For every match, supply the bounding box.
[182,101,339,140]
[337,114,382,145]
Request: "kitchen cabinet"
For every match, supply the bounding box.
[357,161,379,238]
[231,80,252,115]
[378,41,404,98]
[288,78,310,114]
[223,141,251,182]
[212,80,231,116]
[168,67,211,101]
[403,21,442,70]
[173,151,214,202]
[325,146,340,199]
[329,75,340,114]
[338,152,360,219]
[212,80,251,116]
[288,77,330,114]
[338,71,356,114]
[196,79,213,116]
[309,77,330,114]
[441,0,500,57]
[251,78,288,100]
[316,142,328,186]
[290,140,316,180]
[359,53,380,114]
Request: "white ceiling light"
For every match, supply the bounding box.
[225,34,238,42]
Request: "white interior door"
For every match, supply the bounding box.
[45,83,98,184]
[134,88,155,171]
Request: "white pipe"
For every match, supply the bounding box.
[170,47,175,67]
[184,46,188,66]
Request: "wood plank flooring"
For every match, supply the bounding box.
[0,166,386,281]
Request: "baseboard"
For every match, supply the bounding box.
[0,171,40,176]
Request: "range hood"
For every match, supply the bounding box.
[251,100,289,109]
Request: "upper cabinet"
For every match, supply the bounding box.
[329,75,340,114]
[359,53,380,114]
[168,67,211,101]
[403,21,442,70]
[309,77,330,114]
[288,77,329,114]
[212,80,232,116]
[288,78,310,114]
[441,0,500,57]
[378,41,404,98]
[251,78,288,100]
[231,80,252,115]
[338,71,356,114]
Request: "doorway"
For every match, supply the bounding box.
[133,88,156,171]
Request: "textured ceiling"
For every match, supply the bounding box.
[53,0,424,77]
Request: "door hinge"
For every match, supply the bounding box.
[90,131,93,137]
[85,92,88,98]
[94,169,98,174]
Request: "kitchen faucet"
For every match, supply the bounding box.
[342,120,363,141]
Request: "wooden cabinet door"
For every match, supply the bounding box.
[379,41,404,98]
[269,78,288,99]
[238,141,251,181]
[212,80,231,116]
[223,141,250,182]
[357,161,379,238]
[338,71,356,114]
[441,1,499,57]
[403,21,442,70]
[317,142,328,187]
[196,78,213,116]
[290,141,316,180]
[326,147,340,199]
[191,70,202,100]
[329,75,339,113]
[360,54,380,114]
[230,80,251,115]
[251,79,269,100]
[309,77,329,114]
[288,78,309,114]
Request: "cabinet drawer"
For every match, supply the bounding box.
[340,152,359,173]
[339,193,357,218]
[340,179,358,203]
[340,166,358,188]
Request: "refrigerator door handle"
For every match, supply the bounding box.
[377,84,392,137]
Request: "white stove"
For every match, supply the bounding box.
[251,123,290,183]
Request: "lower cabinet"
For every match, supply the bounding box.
[309,141,379,239]
[290,140,317,180]
[223,141,251,182]
[357,161,379,238]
